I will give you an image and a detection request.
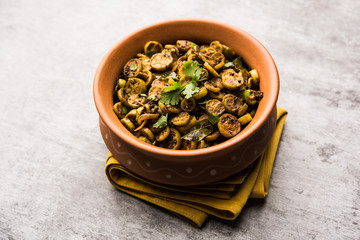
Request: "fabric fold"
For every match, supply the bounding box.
[105,107,288,227]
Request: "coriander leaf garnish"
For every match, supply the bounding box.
[140,93,147,97]
[153,114,168,128]
[179,60,203,99]
[163,81,183,92]
[159,61,204,105]
[130,64,137,71]
[160,82,185,105]
[182,61,202,82]
[208,113,220,125]
[168,48,175,52]
[160,92,181,105]
[183,81,199,99]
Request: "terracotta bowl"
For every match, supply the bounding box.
[93,19,279,186]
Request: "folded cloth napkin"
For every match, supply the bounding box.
[105,107,288,227]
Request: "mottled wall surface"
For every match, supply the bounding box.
[0,0,359,239]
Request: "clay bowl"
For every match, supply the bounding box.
[93,19,279,186]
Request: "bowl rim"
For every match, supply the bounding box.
[93,18,279,158]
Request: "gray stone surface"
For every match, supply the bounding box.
[1,0,359,239]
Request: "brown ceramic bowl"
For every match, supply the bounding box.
[93,19,279,186]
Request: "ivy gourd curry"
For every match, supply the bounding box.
[113,40,263,150]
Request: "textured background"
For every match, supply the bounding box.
[1,0,359,239]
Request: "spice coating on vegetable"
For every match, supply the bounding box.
[113,40,263,149]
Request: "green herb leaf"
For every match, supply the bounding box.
[163,81,183,92]
[178,60,203,99]
[190,43,197,49]
[168,48,175,52]
[182,61,202,81]
[159,82,184,105]
[147,95,156,100]
[159,61,203,104]
[160,91,182,105]
[182,128,212,141]
[208,113,220,125]
[130,64,137,71]
[153,114,168,128]
[224,62,233,67]
[140,93,147,97]
[183,81,199,99]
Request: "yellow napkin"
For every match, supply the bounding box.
[105,107,288,227]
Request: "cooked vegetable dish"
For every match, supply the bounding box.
[113,40,263,150]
